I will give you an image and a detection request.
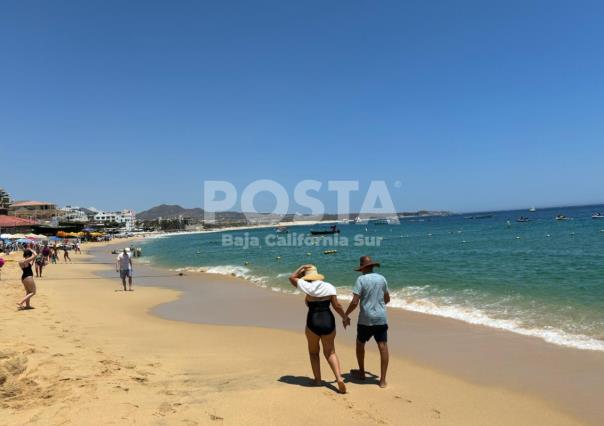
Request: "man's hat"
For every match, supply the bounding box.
[355,255,380,271]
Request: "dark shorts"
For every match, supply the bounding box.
[357,324,388,343]
[120,269,132,279]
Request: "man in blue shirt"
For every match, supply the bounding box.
[344,255,390,388]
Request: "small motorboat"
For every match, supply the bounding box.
[556,215,571,221]
[466,213,493,219]
[369,218,390,225]
[516,216,530,223]
[310,225,340,235]
[592,213,604,219]
[529,207,537,212]
[275,226,288,233]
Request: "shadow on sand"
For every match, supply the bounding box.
[279,370,380,393]
[342,370,380,386]
[278,375,341,394]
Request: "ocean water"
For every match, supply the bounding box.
[139,205,604,351]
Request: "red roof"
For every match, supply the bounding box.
[0,215,39,227]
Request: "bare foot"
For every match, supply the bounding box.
[337,380,347,394]
[313,379,322,386]
[350,369,366,380]
[379,380,387,388]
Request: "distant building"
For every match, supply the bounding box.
[93,209,136,231]
[9,200,59,221]
[0,187,11,215]
[59,206,90,223]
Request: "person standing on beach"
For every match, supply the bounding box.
[42,245,51,263]
[116,248,133,291]
[34,250,46,278]
[18,248,37,309]
[344,256,390,388]
[289,264,347,394]
[63,245,71,263]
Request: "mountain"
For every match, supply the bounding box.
[137,204,205,220]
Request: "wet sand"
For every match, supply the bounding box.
[92,243,604,424]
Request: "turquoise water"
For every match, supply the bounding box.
[140,205,604,351]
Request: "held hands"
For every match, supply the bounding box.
[342,316,351,329]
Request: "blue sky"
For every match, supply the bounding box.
[2,0,603,214]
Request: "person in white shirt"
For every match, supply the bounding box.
[116,248,133,291]
[289,264,348,394]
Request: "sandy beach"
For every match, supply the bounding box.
[0,241,587,425]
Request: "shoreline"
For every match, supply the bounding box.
[162,263,604,353]
[141,225,604,353]
[146,219,338,238]
[0,240,589,424]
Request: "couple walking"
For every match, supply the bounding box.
[288,256,389,394]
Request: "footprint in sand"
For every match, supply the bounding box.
[157,401,177,415]
[431,408,441,419]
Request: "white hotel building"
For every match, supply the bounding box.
[93,209,136,231]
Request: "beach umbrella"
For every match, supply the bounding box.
[17,238,30,243]
[0,233,13,239]
[49,236,61,241]
[12,234,26,239]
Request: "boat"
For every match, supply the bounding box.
[275,226,288,233]
[369,218,390,225]
[516,216,530,223]
[466,214,493,220]
[555,215,571,221]
[529,207,537,212]
[310,225,340,235]
[592,213,604,219]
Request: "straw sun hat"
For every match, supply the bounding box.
[301,265,325,282]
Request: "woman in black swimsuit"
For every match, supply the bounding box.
[18,248,37,309]
[289,264,347,394]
